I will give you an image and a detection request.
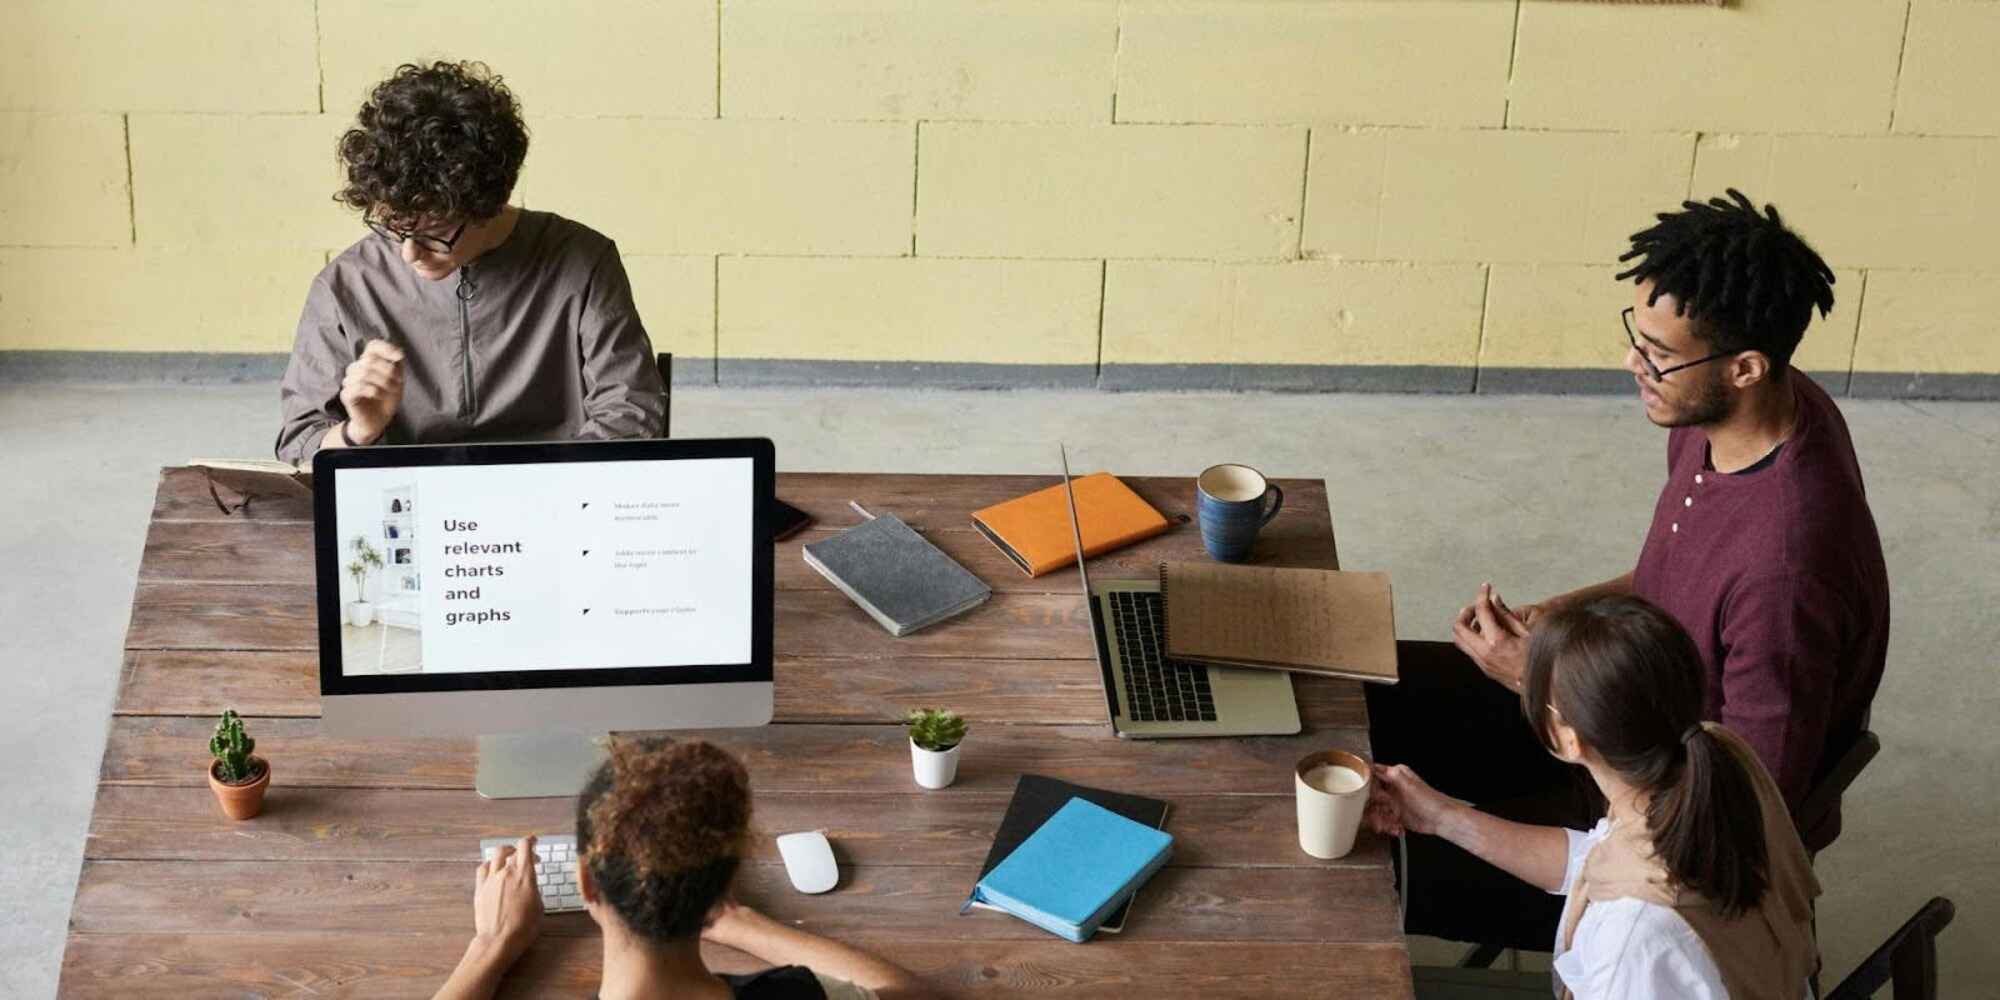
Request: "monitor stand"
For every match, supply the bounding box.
[476,732,611,799]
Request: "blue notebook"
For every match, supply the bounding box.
[962,797,1174,942]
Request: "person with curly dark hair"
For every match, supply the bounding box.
[433,739,923,1000]
[276,60,665,464]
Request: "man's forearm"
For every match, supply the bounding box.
[710,909,917,992]
[1433,804,1573,894]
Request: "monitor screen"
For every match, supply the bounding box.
[314,438,775,697]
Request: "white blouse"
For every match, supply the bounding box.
[816,974,880,1000]
[1550,819,1811,1000]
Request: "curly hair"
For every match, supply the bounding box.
[1615,188,1836,374]
[576,738,752,942]
[335,60,528,225]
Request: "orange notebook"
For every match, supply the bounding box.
[971,473,1172,577]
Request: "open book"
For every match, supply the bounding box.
[189,459,312,513]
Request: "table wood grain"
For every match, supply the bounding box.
[63,467,1412,999]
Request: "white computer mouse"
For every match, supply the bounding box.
[775,830,839,894]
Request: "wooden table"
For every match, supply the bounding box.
[60,468,1412,998]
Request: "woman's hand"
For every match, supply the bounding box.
[472,835,543,967]
[1367,764,1461,838]
[702,896,764,951]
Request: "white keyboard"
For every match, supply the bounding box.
[481,835,584,913]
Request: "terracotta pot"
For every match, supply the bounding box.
[209,756,271,820]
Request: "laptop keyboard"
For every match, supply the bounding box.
[1109,591,1216,723]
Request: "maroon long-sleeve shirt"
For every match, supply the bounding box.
[1632,371,1889,851]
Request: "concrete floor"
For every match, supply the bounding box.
[2,382,1994,998]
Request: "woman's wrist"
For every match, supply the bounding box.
[1430,800,1479,847]
[459,934,518,979]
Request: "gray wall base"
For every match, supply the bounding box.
[4,351,1995,400]
[0,351,290,384]
[1849,372,2000,401]
[1099,363,1473,393]
[718,359,1096,389]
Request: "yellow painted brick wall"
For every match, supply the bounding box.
[0,113,129,246]
[1116,2,1514,128]
[1893,0,2000,137]
[520,119,914,256]
[720,257,1102,364]
[3,0,1996,387]
[1304,129,1695,264]
[1102,261,1488,367]
[1855,270,2000,375]
[917,123,1306,260]
[1510,0,1908,135]
[0,248,323,351]
[623,256,717,362]
[723,0,1116,122]
[319,0,717,118]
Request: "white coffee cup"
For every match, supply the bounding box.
[1295,749,1371,860]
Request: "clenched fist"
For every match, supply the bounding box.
[340,339,405,445]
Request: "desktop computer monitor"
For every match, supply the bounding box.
[312,437,775,797]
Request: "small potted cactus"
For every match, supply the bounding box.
[346,536,384,626]
[905,708,967,790]
[207,709,270,820]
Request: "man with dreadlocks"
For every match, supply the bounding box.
[1363,189,1890,954]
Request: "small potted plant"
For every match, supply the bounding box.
[905,708,967,790]
[346,535,384,626]
[207,709,270,820]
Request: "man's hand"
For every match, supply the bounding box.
[1451,583,1532,693]
[471,835,542,968]
[1368,764,1460,838]
[339,339,405,444]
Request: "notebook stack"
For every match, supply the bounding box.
[963,776,1174,942]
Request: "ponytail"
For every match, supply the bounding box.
[1524,597,1776,916]
[1647,724,1769,915]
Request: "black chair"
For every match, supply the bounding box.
[1800,729,1880,858]
[1456,728,1881,971]
[1826,897,1955,1000]
[655,352,674,439]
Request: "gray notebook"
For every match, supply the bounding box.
[803,514,992,637]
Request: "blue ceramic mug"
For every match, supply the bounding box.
[1196,464,1284,563]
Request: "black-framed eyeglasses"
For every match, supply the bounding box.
[1622,307,1734,382]
[364,213,467,255]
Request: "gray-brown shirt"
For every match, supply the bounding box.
[277,210,665,465]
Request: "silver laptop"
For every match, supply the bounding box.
[1061,447,1300,739]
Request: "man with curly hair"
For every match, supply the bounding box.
[276,61,665,464]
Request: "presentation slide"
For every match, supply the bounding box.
[331,458,754,677]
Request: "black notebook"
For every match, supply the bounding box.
[970,775,1171,934]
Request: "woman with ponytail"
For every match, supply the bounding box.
[1367,595,1821,999]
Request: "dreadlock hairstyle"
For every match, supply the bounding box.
[1615,189,1836,375]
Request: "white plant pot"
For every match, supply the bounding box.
[346,601,375,627]
[910,739,961,790]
